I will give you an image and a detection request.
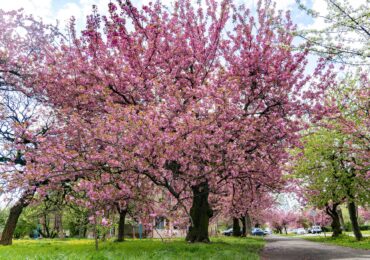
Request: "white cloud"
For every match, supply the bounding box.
[53,0,112,32]
[307,0,368,31]
[0,0,300,30]
[0,0,53,22]
[56,2,81,29]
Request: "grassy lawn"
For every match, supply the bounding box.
[279,230,370,237]
[304,235,370,250]
[0,237,265,260]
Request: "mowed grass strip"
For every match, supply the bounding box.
[304,235,370,250]
[0,236,265,260]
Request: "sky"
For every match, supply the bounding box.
[0,0,316,31]
[0,0,368,54]
[4,0,366,60]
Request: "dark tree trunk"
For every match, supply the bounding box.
[283,226,287,234]
[45,215,50,237]
[79,216,89,238]
[348,201,362,240]
[186,182,213,243]
[337,207,345,231]
[0,194,30,245]
[240,217,246,236]
[83,226,87,238]
[116,208,127,242]
[232,217,241,237]
[331,214,342,237]
[325,203,342,237]
[40,213,51,238]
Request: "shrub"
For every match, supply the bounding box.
[322,226,332,232]
[359,225,370,231]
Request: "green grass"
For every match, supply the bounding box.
[304,235,370,250]
[0,237,265,260]
[279,230,370,237]
[351,230,370,235]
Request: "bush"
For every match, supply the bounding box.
[322,226,332,232]
[14,218,36,239]
[0,209,9,231]
[342,223,369,231]
[359,225,370,231]
[344,222,352,232]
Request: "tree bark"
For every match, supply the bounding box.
[283,226,287,234]
[44,213,50,237]
[337,207,345,230]
[331,213,342,237]
[79,216,88,238]
[232,217,241,237]
[240,216,246,236]
[185,182,213,243]
[325,203,342,237]
[348,201,362,240]
[245,212,252,236]
[0,194,30,245]
[116,208,127,242]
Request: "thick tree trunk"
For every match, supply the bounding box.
[240,217,246,236]
[116,208,127,242]
[232,217,241,237]
[245,212,252,236]
[337,207,345,230]
[0,203,23,245]
[185,182,213,243]
[331,213,342,237]
[0,196,29,245]
[348,201,362,240]
[325,203,342,237]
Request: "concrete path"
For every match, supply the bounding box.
[261,235,370,260]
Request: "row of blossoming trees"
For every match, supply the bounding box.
[0,0,368,246]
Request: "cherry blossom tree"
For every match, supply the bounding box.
[0,9,60,245]
[267,209,299,234]
[1,0,337,243]
[219,178,280,236]
[303,209,332,228]
[359,208,370,223]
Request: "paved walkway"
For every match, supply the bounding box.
[261,235,370,260]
